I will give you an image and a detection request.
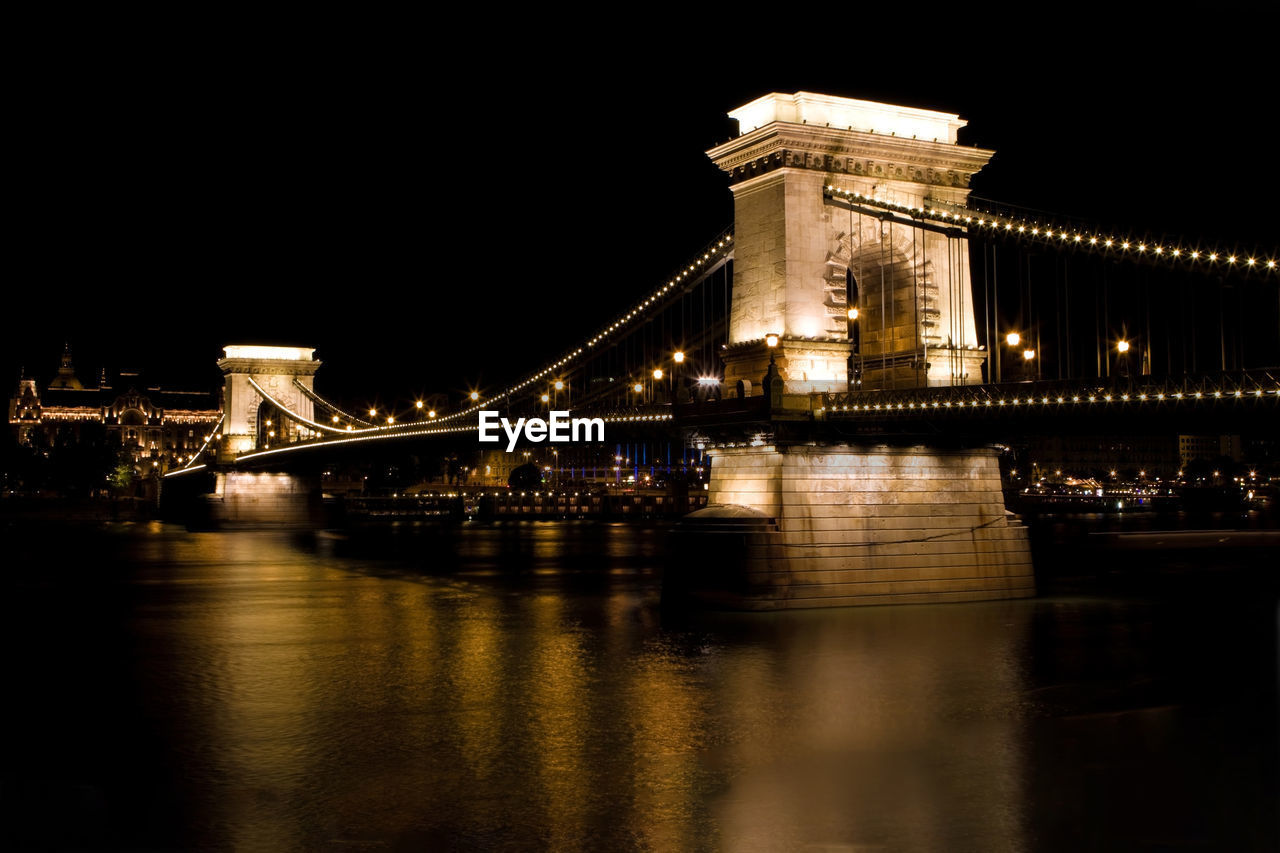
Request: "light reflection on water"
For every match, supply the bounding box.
[3,521,1276,851]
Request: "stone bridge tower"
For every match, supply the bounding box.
[680,94,1034,610]
[216,345,321,461]
[707,92,994,396]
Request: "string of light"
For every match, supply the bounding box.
[817,387,1278,414]
[824,186,1277,274]
[236,411,676,461]
[430,231,734,424]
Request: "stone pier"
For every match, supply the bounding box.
[672,444,1034,609]
[206,471,321,527]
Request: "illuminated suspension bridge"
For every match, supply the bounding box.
[166,193,1276,473]
[162,92,1276,608]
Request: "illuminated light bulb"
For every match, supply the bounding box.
[369,409,377,417]
[1190,251,1200,259]
[633,383,643,393]
[1031,227,1040,235]
[554,380,564,390]
[1005,223,1013,230]
[1172,249,1181,257]
[387,417,394,425]
[1122,241,1130,249]
[1006,332,1021,347]
[469,391,480,401]
[848,307,860,320]
[331,415,339,423]
[1089,237,1098,245]
[1247,257,1256,266]
[765,334,779,347]
[1073,234,1081,242]
[1267,260,1277,269]
[1018,225,1026,233]
[1228,255,1237,263]
[1023,349,1035,360]
[1117,340,1130,353]
[1138,244,1147,252]
[1209,253,1218,261]
[1105,239,1114,247]
[541,393,549,403]
[672,352,685,364]
[428,410,436,418]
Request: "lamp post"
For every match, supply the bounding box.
[672,351,684,403]
[1003,332,1021,384]
[1116,338,1131,376]
[847,308,861,391]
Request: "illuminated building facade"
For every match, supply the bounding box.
[8,346,222,472]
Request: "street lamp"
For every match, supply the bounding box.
[469,391,480,402]
[1006,332,1021,347]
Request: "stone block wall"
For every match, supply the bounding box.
[704,445,1034,608]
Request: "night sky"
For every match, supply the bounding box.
[8,25,1275,410]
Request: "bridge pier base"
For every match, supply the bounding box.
[669,444,1034,609]
[206,471,322,528]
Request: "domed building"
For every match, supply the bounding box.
[8,345,222,473]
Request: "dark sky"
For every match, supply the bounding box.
[9,23,1275,410]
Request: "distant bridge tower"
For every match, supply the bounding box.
[707,92,993,394]
[216,345,321,461]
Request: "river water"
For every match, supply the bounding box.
[3,519,1276,851]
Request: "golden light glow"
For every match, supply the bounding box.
[847,307,859,320]
[765,334,779,347]
[652,368,664,380]
[415,400,423,409]
[469,391,480,401]
[369,408,377,417]
[633,383,643,393]
[673,351,685,364]
[428,410,436,418]
[554,380,565,390]
[1005,332,1021,347]
[541,393,550,403]
[1022,349,1035,361]
[1117,340,1130,353]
